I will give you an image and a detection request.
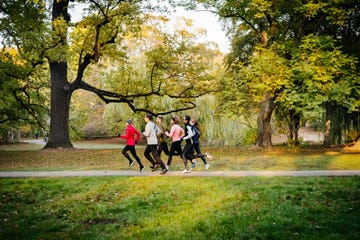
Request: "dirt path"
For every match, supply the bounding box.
[1,170,359,178]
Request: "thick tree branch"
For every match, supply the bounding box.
[76,80,202,116]
[126,102,197,116]
[71,7,118,91]
[77,81,130,103]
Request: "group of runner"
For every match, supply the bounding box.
[119,113,212,174]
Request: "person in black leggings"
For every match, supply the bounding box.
[190,119,211,170]
[165,116,184,169]
[181,115,196,173]
[156,116,170,157]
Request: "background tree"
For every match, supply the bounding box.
[70,14,222,138]
[0,1,49,142]
[1,0,220,148]
[190,0,360,147]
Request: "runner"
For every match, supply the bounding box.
[156,116,169,157]
[143,113,168,175]
[119,119,145,172]
[190,119,212,170]
[165,116,185,169]
[181,115,196,173]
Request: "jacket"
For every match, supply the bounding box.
[166,124,184,142]
[183,124,195,144]
[143,121,159,145]
[120,125,140,146]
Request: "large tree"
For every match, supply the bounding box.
[0,1,49,142]
[0,0,219,148]
[193,0,360,147]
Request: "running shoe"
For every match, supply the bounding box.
[205,152,213,160]
[191,159,197,169]
[129,161,134,168]
[140,166,145,172]
[160,169,168,175]
[152,164,160,172]
[182,169,191,173]
[205,164,210,171]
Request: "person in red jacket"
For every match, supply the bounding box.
[119,119,145,172]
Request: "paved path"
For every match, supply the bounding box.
[0,170,359,178]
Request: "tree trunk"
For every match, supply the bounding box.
[289,110,301,145]
[323,103,348,147]
[323,120,332,147]
[256,92,276,148]
[44,0,73,148]
[44,62,73,148]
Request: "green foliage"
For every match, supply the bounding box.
[68,15,225,140]
[274,34,359,125]
[95,15,222,113]
[0,49,49,136]
[195,0,360,146]
[239,127,258,146]
[0,1,50,140]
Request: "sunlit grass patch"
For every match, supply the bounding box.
[1,176,359,239]
[327,153,360,169]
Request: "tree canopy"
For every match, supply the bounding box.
[189,0,360,146]
[1,0,359,147]
[0,0,222,147]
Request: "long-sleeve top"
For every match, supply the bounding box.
[120,125,140,146]
[143,121,158,145]
[157,123,168,143]
[183,124,194,144]
[165,124,184,142]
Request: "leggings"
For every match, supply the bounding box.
[157,141,169,157]
[193,142,207,164]
[144,144,166,169]
[182,143,195,162]
[122,145,143,167]
[167,140,182,166]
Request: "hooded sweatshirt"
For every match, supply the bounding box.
[143,121,159,145]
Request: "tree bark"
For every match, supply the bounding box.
[256,92,276,148]
[44,62,73,148]
[44,0,73,149]
[323,120,332,147]
[289,110,300,145]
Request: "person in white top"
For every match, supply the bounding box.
[143,113,168,174]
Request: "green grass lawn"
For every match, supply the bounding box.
[0,140,359,239]
[0,176,359,239]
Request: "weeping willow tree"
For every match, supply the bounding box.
[69,14,223,140]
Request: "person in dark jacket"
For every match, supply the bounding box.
[190,119,212,170]
[156,116,169,157]
[181,115,196,173]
